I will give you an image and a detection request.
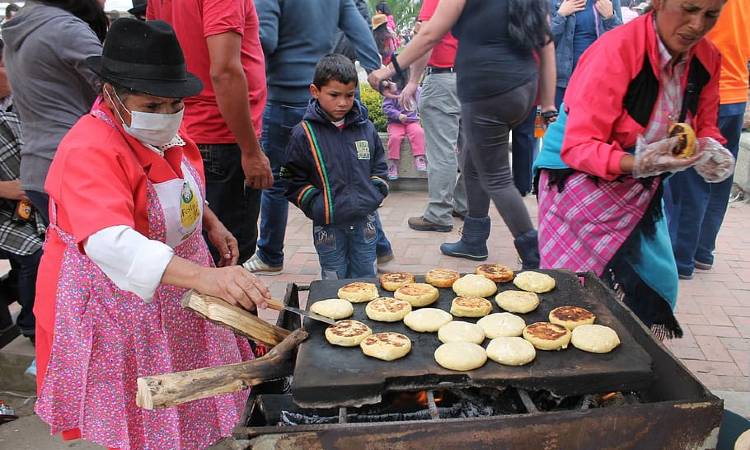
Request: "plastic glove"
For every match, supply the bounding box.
[632,135,702,178]
[694,137,735,183]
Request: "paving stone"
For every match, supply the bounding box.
[731,316,750,338]
[665,345,705,361]
[698,305,735,326]
[695,335,733,362]
[729,350,750,377]
[720,337,750,351]
[688,324,742,338]
[683,360,742,377]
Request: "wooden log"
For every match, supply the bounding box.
[136,328,308,410]
[182,291,290,347]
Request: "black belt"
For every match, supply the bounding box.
[425,66,455,75]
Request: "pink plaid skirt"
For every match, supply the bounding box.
[538,170,659,275]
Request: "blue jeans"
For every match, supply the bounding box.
[666,102,746,276]
[256,100,393,266]
[256,101,308,267]
[199,143,261,264]
[313,214,378,280]
[511,107,539,196]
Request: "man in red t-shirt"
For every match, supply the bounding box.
[400,0,467,233]
[148,0,272,264]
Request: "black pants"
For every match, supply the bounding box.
[461,79,537,237]
[0,248,42,337]
[199,144,261,264]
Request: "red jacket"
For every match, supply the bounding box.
[560,12,724,181]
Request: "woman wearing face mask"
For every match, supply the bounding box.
[533,0,732,339]
[33,19,272,449]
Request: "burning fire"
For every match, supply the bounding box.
[416,391,444,407]
[392,391,445,408]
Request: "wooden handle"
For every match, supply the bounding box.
[136,328,308,410]
[265,298,285,311]
[181,291,290,347]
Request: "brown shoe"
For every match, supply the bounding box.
[408,216,452,232]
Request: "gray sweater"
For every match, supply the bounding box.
[2,1,101,193]
[256,0,381,104]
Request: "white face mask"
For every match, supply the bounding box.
[106,88,184,147]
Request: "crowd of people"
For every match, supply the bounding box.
[0,0,746,448]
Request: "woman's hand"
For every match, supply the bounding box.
[594,0,614,19]
[203,205,238,267]
[368,66,395,93]
[196,265,271,311]
[206,220,239,267]
[631,136,702,178]
[559,0,586,17]
[541,105,559,125]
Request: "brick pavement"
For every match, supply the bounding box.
[257,190,750,393]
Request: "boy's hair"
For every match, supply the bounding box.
[313,54,358,89]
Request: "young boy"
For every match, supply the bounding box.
[282,54,389,279]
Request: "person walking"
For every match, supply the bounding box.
[246,0,384,274]
[399,0,468,233]
[148,0,273,265]
[665,0,750,279]
[372,0,557,268]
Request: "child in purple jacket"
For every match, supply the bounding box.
[382,83,426,180]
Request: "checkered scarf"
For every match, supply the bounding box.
[538,171,659,276]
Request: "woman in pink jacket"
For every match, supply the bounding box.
[534,0,733,339]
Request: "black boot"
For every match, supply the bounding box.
[514,229,540,270]
[440,216,490,261]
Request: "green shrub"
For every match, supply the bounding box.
[360,84,387,132]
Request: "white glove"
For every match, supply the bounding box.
[694,137,735,183]
[632,135,702,178]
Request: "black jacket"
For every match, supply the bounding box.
[282,99,388,226]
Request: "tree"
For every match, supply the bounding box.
[368,0,420,34]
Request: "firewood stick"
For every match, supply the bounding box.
[136,328,308,410]
[182,291,290,347]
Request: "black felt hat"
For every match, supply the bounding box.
[128,0,147,17]
[86,18,203,98]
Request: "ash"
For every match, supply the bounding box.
[279,400,494,426]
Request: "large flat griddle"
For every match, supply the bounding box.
[292,270,653,407]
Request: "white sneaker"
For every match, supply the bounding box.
[242,254,283,275]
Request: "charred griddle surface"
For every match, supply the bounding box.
[292,270,653,407]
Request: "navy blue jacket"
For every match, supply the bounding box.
[282,99,388,226]
[256,0,381,104]
[550,0,622,88]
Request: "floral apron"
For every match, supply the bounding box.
[35,122,253,449]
